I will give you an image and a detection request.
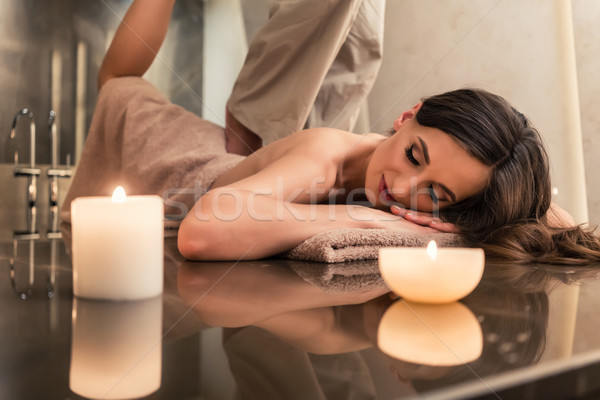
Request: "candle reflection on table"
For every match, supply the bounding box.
[69,297,163,399]
[377,300,483,366]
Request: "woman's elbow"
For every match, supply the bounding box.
[177,220,239,260]
[177,223,208,260]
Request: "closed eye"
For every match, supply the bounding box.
[405,145,420,166]
[429,184,439,205]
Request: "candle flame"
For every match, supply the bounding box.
[427,240,437,261]
[112,186,126,203]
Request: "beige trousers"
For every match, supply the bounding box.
[227,0,386,145]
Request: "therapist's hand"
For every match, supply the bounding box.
[390,205,459,233]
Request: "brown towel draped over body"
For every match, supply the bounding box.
[60,77,244,228]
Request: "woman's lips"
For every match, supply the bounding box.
[379,175,395,203]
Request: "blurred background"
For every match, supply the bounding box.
[0,0,598,240]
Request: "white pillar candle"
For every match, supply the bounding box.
[379,241,484,304]
[70,297,162,399]
[71,186,164,300]
[377,300,483,366]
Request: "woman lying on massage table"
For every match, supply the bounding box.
[94,0,600,264]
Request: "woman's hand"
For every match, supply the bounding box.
[352,206,440,234]
[390,205,459,233]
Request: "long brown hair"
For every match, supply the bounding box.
[417,88,600,264]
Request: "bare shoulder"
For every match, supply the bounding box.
[261,128,359,159]
[214,128,361,187]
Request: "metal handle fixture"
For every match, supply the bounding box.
[11,109,40,207]
[46,110,73,236]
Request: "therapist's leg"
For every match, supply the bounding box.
[306,0,385,132]
[225,0,365,155]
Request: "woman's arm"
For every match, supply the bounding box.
[178,132,438,261]
[178,190,378,260]
[178,153,369,260]
[98,0,176,89]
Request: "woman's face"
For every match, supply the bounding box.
[366,103,491,212]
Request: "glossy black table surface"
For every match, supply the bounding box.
[2,234,600,400]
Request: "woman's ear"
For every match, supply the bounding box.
[393,102,423,132]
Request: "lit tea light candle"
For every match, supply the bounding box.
[378,300,483,366]
[379,241,484,304]
[71,186,164,300]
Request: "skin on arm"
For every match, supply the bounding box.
[178,132,367,260]
[177,129,438,261]
[98,0,176,89]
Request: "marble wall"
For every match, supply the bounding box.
[368,0,598,225]
[572,0,600,227]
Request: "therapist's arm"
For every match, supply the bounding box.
[98,0,176,89]
[225,108,263,155]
